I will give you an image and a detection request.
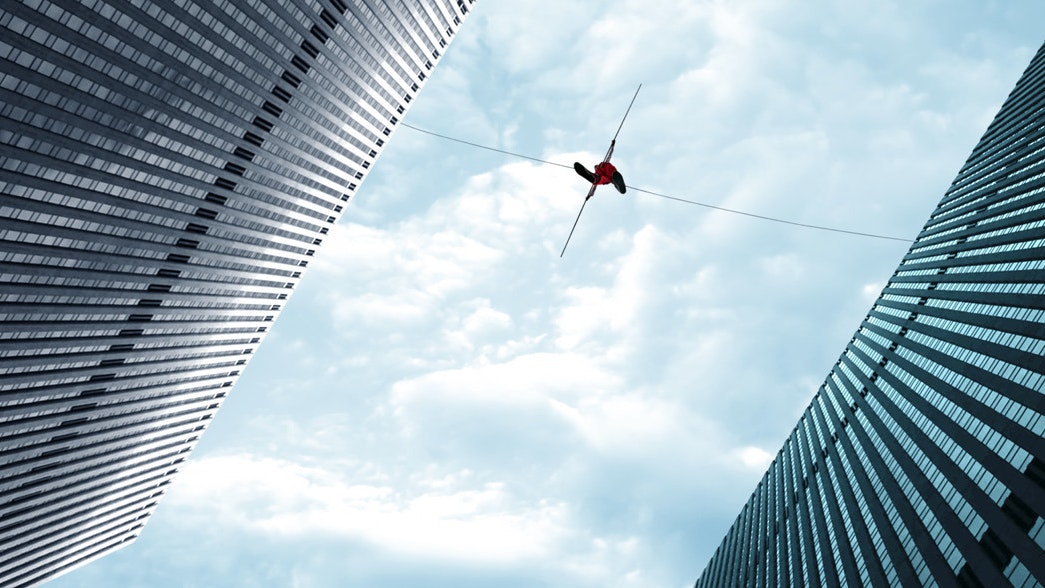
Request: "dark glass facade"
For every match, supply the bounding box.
[695,42,1045,588]
[0,1,472,585]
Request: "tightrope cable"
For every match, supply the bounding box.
[401,123,570,168]
[629,188,913,242]
[400,123,914,243]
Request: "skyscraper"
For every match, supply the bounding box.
[695,42,1045,588]
[0,1,473,585]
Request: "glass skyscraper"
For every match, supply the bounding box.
[695,42,1045,587]
[0,1,472,585]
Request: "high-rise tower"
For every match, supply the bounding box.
[695,42,1045,587]
[0,1,473,585]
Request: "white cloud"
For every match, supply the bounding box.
[736,446,775,471]
[861,282,884,302]
[461,301,513,335]
[167,455,564,564]
[389,352,620,414]
[553,225,668,353]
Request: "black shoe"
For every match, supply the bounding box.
[574,162,597,184]
[611,171,626,194]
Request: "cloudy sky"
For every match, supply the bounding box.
[51,2,1044,587]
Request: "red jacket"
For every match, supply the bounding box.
[593,161,617,186]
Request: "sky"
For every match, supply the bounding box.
[50,2,1045,587]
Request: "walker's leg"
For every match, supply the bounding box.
[574,162,597,184]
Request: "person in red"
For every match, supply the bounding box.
[574,160,627,194]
